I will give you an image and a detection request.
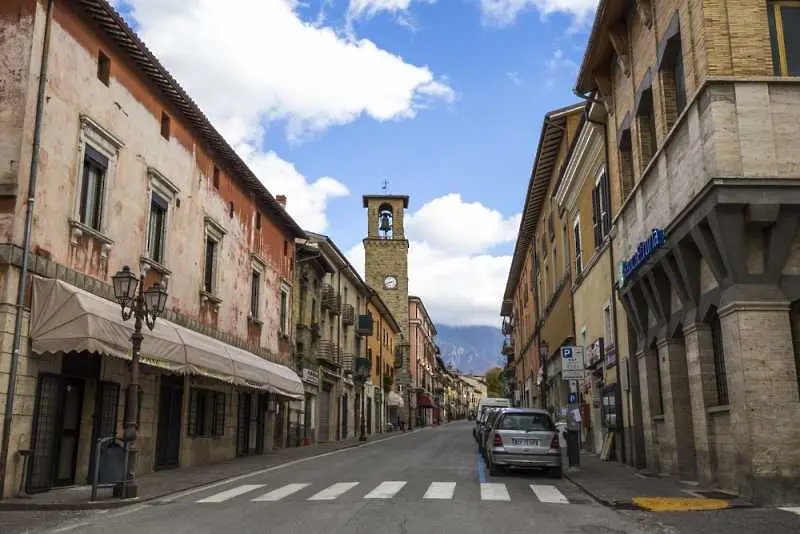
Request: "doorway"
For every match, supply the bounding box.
[28,374,85,492]
[154,375,183,470]
[237,392,253,457]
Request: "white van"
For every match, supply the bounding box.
[473,398,512,440]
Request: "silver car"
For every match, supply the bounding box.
[485,408,562,477]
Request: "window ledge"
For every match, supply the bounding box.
[199,290,222,307]
[140,255,172,276]
[651,414,665,422]
[69,219,114,247]
[708,405,730,415]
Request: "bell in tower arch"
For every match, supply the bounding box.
[378,204,393,239]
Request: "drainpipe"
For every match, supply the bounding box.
[336,266,342,440]
[0,0,55,500]
[577,90,627,464]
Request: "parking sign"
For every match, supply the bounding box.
[561,346,585,380]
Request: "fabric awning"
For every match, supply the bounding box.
[386,391,404,407]
[29,277,303,399]
[418,393,435,409]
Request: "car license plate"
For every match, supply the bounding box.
[512,439,539,446]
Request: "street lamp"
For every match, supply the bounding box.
[111,265,168,498]
[354,356,370,441]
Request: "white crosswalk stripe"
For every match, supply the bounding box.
[364,481,407,499]
[480,483,510,501]
[252,483,311,502]
[530,484,568,504]
[307,482,360,501]
[423,482,456,500]
[197,484,265,503]
[779,507,800,516]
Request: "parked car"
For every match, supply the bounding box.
[473,397,511,441]
[478,407,505,457]
[485,408,562,478]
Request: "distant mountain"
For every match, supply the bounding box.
[435,324,506,376]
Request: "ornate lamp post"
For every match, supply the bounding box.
[355,356,370,441]
[111,265,168,499]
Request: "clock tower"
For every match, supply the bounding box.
[362,194,412,424]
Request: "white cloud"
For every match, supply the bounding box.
[238,147,349,232]
[347,194,519,327]
[405,193,521,256]
[506,71,522,86]
[479,0,597,27]
[545,48,579,87]
[348,0,432,19]
[124,0,454,143]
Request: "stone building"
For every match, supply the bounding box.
[575,0,800,502]
[365,288,401,432]
[362,195,413,427]
[554,100,626,462]
[408,296,438,426]
[0,0,305,498]
[303,233,372,442]
[501,103,585,419]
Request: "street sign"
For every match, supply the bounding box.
[561,346,585,380]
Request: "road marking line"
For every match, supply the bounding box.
[107,504,149,518]
[307,482,359,501]
[779,507,800,516]
[423,482,456,500]
[364,481,407,499]
[197,484,265,503]
[50,522,90,533]
[157,430,418,504]
[252,483,311,502]
[480,483,510,501]
[530,484,569,504]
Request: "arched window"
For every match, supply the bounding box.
[378,203,393,239]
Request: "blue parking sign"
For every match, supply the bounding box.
[562,347,573,359]
[568,393,578,404]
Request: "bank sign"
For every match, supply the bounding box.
[619,228,666,286]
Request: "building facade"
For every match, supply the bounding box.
[576,0,800,502]
[0,0,305,498]
[366,289,401,432]
[408,296,438,426]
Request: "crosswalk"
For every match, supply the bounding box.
[190,481,574,505]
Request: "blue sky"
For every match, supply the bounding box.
[117,0,597,326]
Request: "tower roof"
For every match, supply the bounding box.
[362,195,410,208]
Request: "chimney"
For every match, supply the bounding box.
[276,195,287,208]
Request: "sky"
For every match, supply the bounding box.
[115,0,598,328]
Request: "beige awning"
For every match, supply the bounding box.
[387,391,404,407]
[29,277,303,399]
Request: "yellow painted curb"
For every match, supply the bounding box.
[632,497,731,512]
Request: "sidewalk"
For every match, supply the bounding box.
[0,429,419,511]
[563,453,753,512]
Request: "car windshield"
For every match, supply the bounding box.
[499,413,555,432]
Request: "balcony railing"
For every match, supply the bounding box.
[321,284,341,314]
[501,319,513,336]
[356,314,373,336]
[342,352,354,373]
[501,336,514,356]
[317,340,341,366]
[342,304,355,326]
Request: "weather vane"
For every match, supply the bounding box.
[382,179,389,193]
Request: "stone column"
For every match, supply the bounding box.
[683,322,716,485]
[636,348,659,473]
[656,337,697,480]
[719,298,800,503]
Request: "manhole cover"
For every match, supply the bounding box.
[693,490,738,500]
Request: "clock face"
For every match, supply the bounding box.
[384,275,398,289]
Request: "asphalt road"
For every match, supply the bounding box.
[13,422,800,534]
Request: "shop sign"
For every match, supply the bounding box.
[605,345,617,368]
[620,228,666,286]
[302,368,319,386]
[585,338,604,369]
[561,346,585,380]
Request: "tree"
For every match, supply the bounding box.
[485,367,503,397]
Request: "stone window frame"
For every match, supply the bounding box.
[141,167,179,275]
[280,280,292,338]
[767,0,800,77]
[617,112,635,204]
[602,299,614,349]
[69,115,123,252]
[634,69,658,173]
[201,216,226,305]
[249,254,266,325]
[561,221,569,276]
[656,10,687,133]
[573,214,583,276]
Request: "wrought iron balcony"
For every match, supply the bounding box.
[501,336,515,356]
[355,314,373,336]
[342,304,355,326]
[317,340,341,366]
[342,352,354,373]
[321,284,341,314]
[501,319,513,336]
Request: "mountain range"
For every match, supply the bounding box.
[435,324,505,376]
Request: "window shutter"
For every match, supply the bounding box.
[592,187,602,248]
[601,173,611,238]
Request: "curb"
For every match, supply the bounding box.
[0,429,421,511]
